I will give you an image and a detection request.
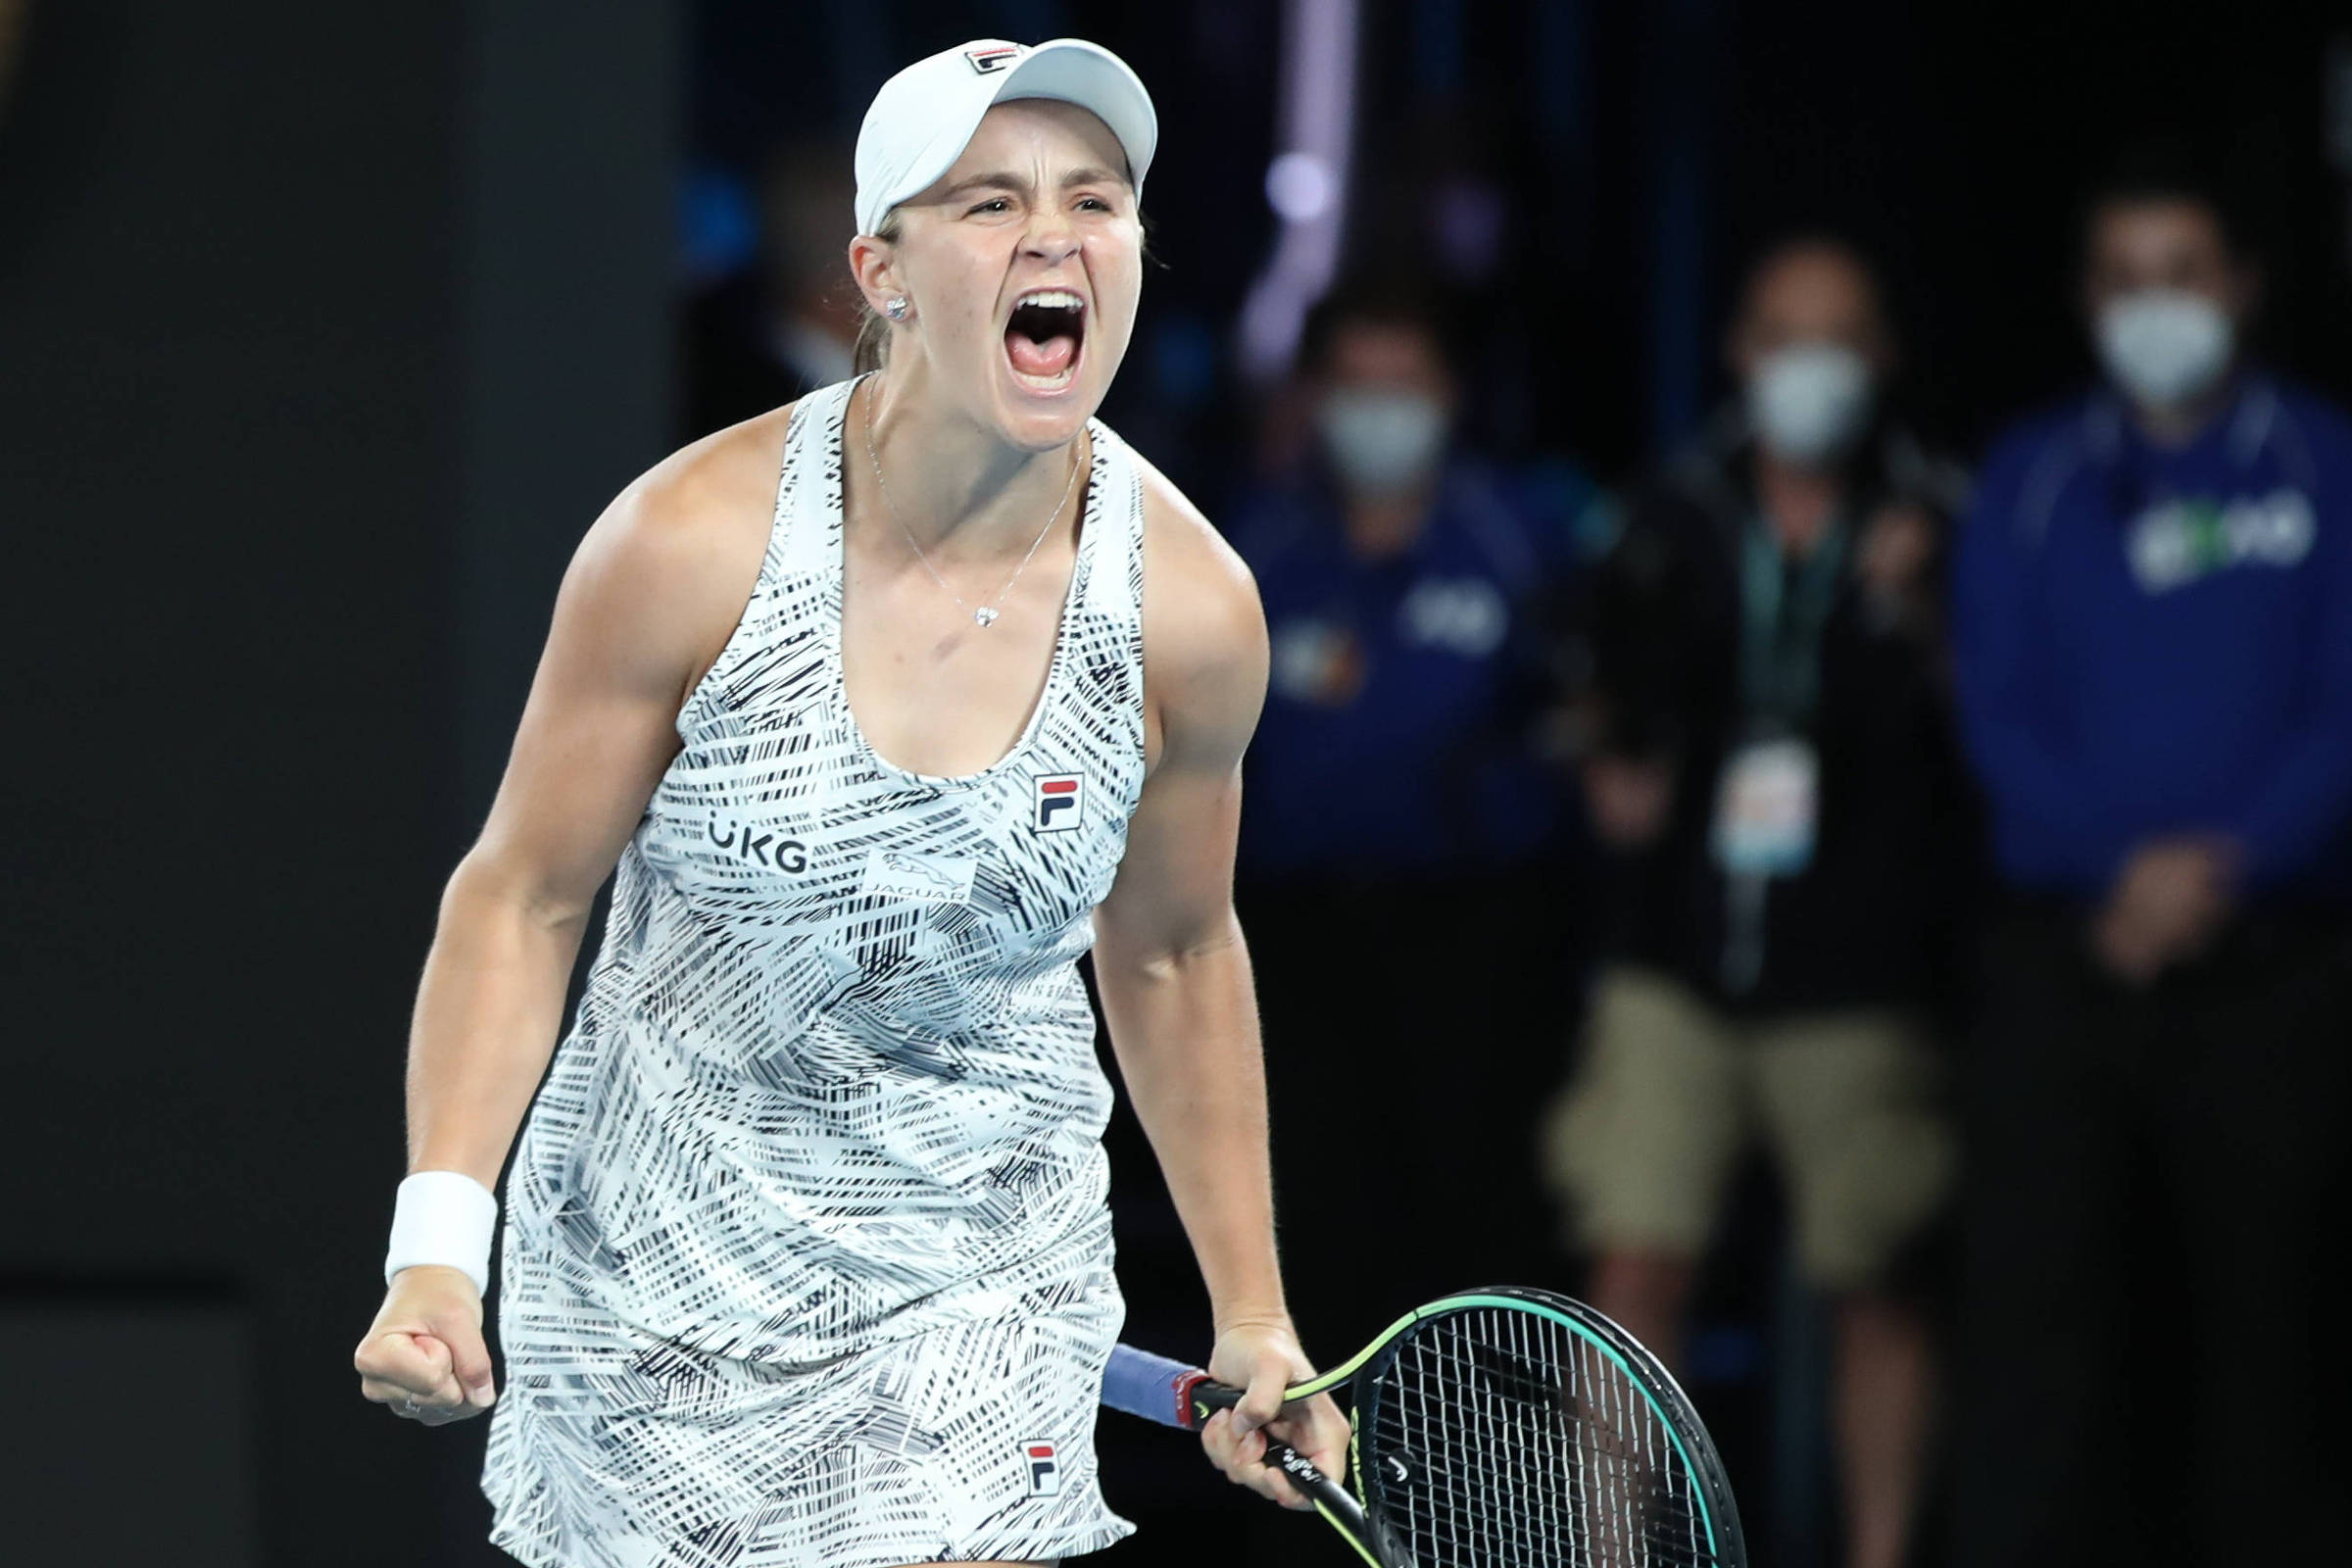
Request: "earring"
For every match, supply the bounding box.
[882,297,910,321]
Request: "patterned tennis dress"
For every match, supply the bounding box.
[480,376,1148,1568]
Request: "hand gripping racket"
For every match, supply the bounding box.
[1102,1286,1747,1568]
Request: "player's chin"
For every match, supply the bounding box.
[990,343,1113,448]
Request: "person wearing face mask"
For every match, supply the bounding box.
[1229,276,1602,884]
[1542,238,1971,1568]
[1222,276,1607,1336]
[1949,147,2352,1568]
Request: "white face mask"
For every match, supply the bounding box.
[2095,289,2234,411]
[1316,387,1447,498]
[1746,342,1874,466]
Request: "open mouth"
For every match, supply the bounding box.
[1004,288,1086,390]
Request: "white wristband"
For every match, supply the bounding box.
[384,1170,499,1297]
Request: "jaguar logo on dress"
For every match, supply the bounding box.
[858,847,975,905]
[1020,1440,1060,1496]
[1033,773,1084,833]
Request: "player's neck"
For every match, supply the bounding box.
[859,368,1086,558]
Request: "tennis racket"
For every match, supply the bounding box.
[1101,1285,1746,1568]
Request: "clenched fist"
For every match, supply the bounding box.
[1198,1319,1349,1511]
[354,1264,497,1425]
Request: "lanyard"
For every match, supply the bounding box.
[1720,512,1845,996]
[1737,512,1848,730]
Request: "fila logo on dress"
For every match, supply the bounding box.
[966,44,1020,74]
[1020,1440,1060,1496]
[1033,774,1083,833]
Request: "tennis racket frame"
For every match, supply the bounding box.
[1104,1283,1747,1568]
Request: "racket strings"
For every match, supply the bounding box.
[1366,1308,1718,1568]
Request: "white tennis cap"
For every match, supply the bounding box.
[853,38,1158,238]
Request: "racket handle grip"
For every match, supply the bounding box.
[1102,1344,1225,1431]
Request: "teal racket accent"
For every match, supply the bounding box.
[1102,1285,1746,1568]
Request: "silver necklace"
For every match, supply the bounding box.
[860,377,1083,628]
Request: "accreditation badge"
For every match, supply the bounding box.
[1710,737,1819,878]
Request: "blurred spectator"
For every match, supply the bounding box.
[1949,148,2352,1568]
[1228,277,1602,882]
[1226,277,1604,1343]
[682,138,859,437]
[1542,239,1968,1568]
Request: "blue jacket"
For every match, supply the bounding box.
[1227,455,1602,880]
[1952,373,2352,902]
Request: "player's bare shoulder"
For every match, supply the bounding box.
[1128,447,1270,766]
[562,403,798,707]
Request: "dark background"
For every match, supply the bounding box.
[4,2,2346,1564]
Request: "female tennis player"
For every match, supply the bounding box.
[350,36,1345,1568]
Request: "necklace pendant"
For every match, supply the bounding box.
[972,605,1000,628]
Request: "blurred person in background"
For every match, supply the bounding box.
[1225,277,1604,1341]
[683,138,862,437]
[1543,238,1969,1568]
[1950,148,2352,1568]
[1230,277,1599,885]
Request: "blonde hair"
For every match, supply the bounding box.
[852,209,906,374]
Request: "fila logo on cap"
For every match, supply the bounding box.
[1021,1440,1060,1496]
[965,44,1021,74]
[1033,773,1083,833]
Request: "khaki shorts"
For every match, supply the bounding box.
[1542,965,1956,1292]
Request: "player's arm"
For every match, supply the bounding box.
[1091,467,1343,1506]
[354,418,776,1420]
[406,439,772,1194]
